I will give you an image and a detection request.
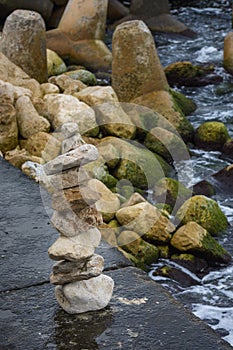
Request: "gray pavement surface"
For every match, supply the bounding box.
[0,157,232,350]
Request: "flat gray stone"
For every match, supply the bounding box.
[0,267,232,350]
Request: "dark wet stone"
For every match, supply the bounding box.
[1,267,232,350]
[204,318,220,326]
[215,328,230,337]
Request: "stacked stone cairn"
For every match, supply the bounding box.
[43,123,114,314]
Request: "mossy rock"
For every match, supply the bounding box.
[169,89,196,116]
[165,61,222,87]
[100,137,173,190]
[144,127,190,164]
[194,121,230,151]
[65,69,97,86]
[118,230,159,267]
[153,177,192,211]
[152,265,200,287]
[176,195,228,235]
[171,222,231,264]
[47,49,67,76]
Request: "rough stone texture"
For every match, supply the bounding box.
[75,86,119,106]
[46,30,112,72]
[64,69,97,86]
[176,195,229,236]
[130,0,169,18]
[224,32,233,75]
[132,90,194,142]
[55,274,114,314]
[48,228,101,261]
[222,139,233,160]
[112,20,169,102]
[47,48,67,76]
[58,0,108,41]
[194,121,230,151]
[43,93,98,134]
[24,131,61,162]
[16,95,50,139]
[43,143,98,175]
[5,148,43,168]
[50,254,104,284]
[51,207,103,236]
[0,102,18,153]
[40,82,60,95]
[0,52,41,98]
[121,192,146,208]
[94,101,136,139]
[116,201,175,243]
[49,74,87,93]
[1,10,47,83]
[171,222,232,264]
[0,79,32,102]
[86,179,121,222]
[60,122,79,138]
[144,126,190,164]
[118,230,159,266]
[99,136,172,189]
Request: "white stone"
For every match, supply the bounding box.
[75,86,119,106]
[48,228,101,261]
[43,93,97,134]
[60,122,79,138]
[55,274,114,314]
[43,143,98,175]
[61,134,85,153]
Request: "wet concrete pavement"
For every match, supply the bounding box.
[0,157,232,350]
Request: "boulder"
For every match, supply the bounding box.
[75,86,119,106]
[132,90,194,142]
[171,222,232,264]
[1,10,47,83]
[48,228,101,261]
[85,179,120,222]
[0,52,41,98]
[107,0,129,21]
[194,121,230,151]
[222,139,233,160]
[121,192,146,208]
[50,254,104,285]
[144,127,189,164]
[176,195,228,236]
[0,80,32,102]
[43,93,98,135]
[16,95,50,139]
[0,102,18,153]
[153,177,192,211]
[117,230,159,266]
[112,20,169,103]
[24,131,61,162]
[47,49,67,76]
[94,101,136,139]
[116,201,175,244]
[99,136,172,189]
[165,62,222,87]
[48,74,87,93]
[55,274,114,314]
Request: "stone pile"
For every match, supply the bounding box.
[43,123,114,314]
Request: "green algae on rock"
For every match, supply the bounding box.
[194,121,230,151]
[176,195,228,236]
[171,222,232,264]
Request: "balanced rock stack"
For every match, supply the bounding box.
[43,123,114,314]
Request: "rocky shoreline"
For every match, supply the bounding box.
[0,0,233,315]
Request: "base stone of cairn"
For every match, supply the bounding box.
[0,9,48,83]
[46,0,112,71]
[44,123,114,314]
